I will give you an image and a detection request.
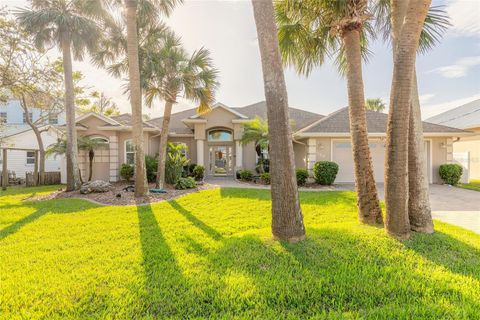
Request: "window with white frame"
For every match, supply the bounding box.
[26,151,35,165]
[125,140,135,165]
[23,112,32,123]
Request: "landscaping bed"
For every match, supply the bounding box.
[31,181,217,206]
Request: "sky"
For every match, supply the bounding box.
[1,0,479,120]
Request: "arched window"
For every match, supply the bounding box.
[208,129,232,142]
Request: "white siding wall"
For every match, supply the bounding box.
[1,127,64,179]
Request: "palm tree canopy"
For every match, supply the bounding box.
[372,0,450,54]
[143,30,219,114]
[275,0,374,76]
[365,98,386,112]
[15,0,109,60]
[240,116,269,150]
[46,136,108,157]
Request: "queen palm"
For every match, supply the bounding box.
[16,0,107,191]
[143,31,218,189]
[374,1,449,235]
[276,0,383,224]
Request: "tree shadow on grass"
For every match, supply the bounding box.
[202,227,479,318]
[136,203,193,318]
[404,230,480,280]
[168,200,223,241]
[218,187,358,206]
[0,198,98,241]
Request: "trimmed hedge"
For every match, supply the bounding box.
[175,177,197,190]
[120,164,134,182]
[192,165,205,181]
[239,170,253,181]
[296,168,309,186]
[313,161,339,185]
[439,163,463,185]
[260,172,271,184]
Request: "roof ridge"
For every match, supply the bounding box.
[295,107,348,134]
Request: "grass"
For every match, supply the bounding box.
[1,186,479,319]
[458,179,480,192]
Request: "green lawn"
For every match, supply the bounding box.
[1,186,479,319]
[458,179,480,192]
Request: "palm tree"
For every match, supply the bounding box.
[16,0,107,191]
[143,31,218,189]
[251,0,305,242]
[374,2,449,234]
[365,98,386,112]
[384,0,432,240]
[94,0,181,196]
[240,116,269,173]
[47,136,108,182]
[276,0,383,224]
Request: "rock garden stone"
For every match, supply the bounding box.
[80,180,113,194]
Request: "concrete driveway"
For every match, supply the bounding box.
[362,184,480,233]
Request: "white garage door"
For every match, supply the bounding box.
[332,140,431,183]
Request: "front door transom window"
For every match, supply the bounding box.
[208,129,232,142]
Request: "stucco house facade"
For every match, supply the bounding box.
[427,99,480,181]
[71,101,468,184]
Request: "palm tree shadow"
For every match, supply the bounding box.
[0,199,98,241]
[168,200,222,241]
[136,204,191,317]
[404,230,480,280]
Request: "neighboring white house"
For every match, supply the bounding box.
[0,100,66,183]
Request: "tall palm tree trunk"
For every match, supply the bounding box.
[408,71,433,232]
[385,0,431,240]
[391,0,433,234]
[252,0,305,242]
[61,38,81,191]
[125,0,147,197]
[156,100,173,189]
[342,29,383,224]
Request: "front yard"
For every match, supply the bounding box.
[459,179,480,192]
[1,186,479,319]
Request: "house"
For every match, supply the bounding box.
[427,99,480,181]
[0,100,66,182]
[72,101,468,184]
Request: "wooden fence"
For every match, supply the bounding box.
[25,172,61,187]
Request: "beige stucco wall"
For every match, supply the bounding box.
[293,141,307,169]
[453,128,480,180]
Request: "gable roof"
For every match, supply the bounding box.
[426,99,480,129]
[109,114,156,128]
[298,107,467,136]
[189,102,248,119]
[146,101,325,134]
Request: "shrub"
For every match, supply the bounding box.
[296,168,309,186]
[313,161,339,185]
[239,169,253,181]
[260,172,271,184]
[175,177,197,190]
[439,163,463,185]
[192,165,205,181]
[145,155,158,183]
[120,164,134,182]
[165,143,189,184]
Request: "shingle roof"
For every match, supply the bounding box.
[426,99,480,129]
[146,101,325,134]
[109,114,156,128]
[302,107,466,134]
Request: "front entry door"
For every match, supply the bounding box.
[209,145,233,176]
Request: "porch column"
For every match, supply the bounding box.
[197,139,204,166]
[235,140,243,168]
[307,138,317,175]
[109,135,119,182]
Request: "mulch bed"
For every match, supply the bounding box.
[32,181,218,206]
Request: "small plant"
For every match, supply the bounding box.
[120,164,134,182]
[192,165,205,181]
[239,169,253,181]
[313,161,339,185]
[439,163,463,185]
[296,168,309,186]
[175,177,197,190]
[260,172,271,184]
[145,155,158,183]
